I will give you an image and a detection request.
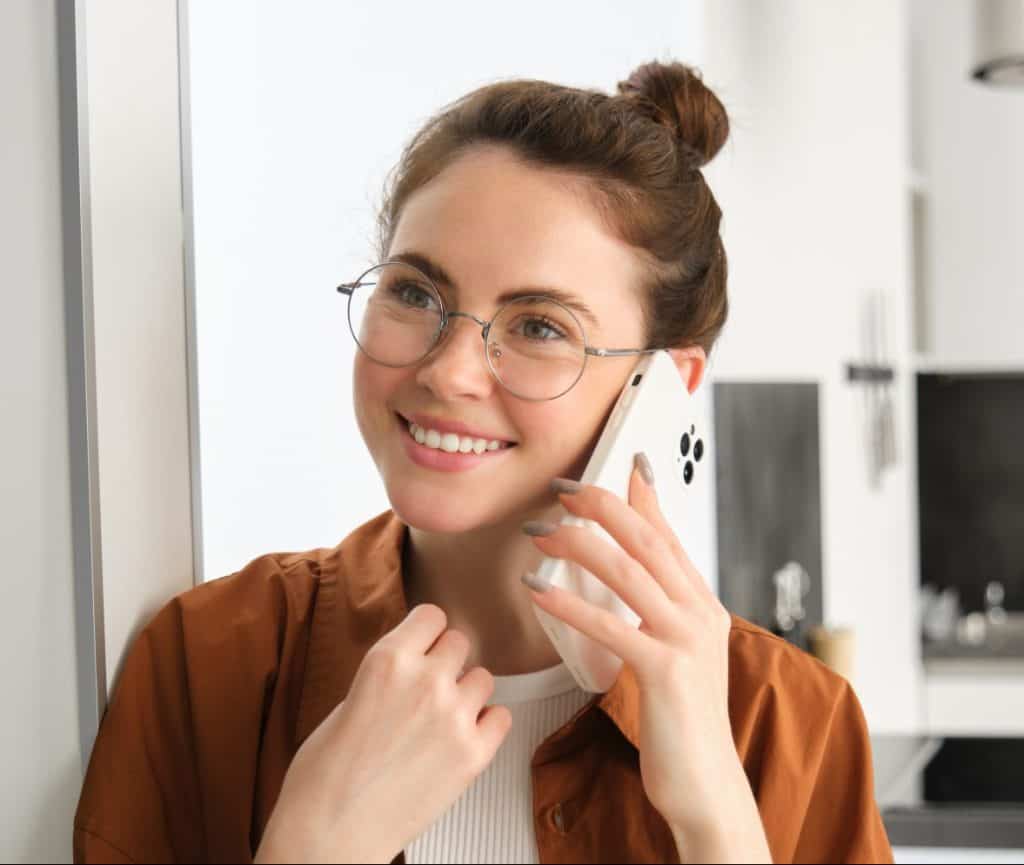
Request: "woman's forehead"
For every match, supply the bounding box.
[388,150,646,328]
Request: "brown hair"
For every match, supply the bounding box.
[376,60,730,354]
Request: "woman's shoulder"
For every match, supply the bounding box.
[136,508,403,666]
[140,545,335,650]
[725,616,891,862]
[726,612,861,732]
[76,539,356,864]
[177,545,334,618]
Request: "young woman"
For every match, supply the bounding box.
[74,61,893,864]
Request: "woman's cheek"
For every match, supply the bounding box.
[352,359,399,455]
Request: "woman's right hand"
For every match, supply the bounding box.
[254,603,513,864]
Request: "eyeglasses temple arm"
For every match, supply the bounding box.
[585,347,661,357]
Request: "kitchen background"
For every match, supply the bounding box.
[2,0,1022,862]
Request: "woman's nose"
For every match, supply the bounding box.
[413,315,496,399]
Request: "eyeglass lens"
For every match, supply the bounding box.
[346,262,587,400]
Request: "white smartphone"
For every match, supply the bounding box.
[529,349,712,692]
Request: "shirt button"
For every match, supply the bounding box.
[552,802,565,833]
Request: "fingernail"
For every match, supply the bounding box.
[521,571,551,592]
[550,477,582,495]
[634,452,655,486]
[522,520,559,537]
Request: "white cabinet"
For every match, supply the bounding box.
[923,661,1024,736]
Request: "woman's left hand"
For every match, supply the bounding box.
[522,455,771,861]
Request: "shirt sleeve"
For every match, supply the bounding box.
[792,681,894,864]
[73,599,207,864]
[73,826,139,864]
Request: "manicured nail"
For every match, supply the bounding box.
[521,571,551,592]
[634,452,655,486]
[550,477,582,495]
[522,520,558,537]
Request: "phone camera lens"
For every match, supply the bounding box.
[683,461,694,484]
[694,439,704,462]
[680,433,691,457]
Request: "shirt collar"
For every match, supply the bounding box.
[296,509,641,752]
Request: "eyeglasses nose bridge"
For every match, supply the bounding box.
[443,310,492,342]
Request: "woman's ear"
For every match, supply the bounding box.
[667,346,707,394]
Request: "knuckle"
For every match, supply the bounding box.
[414,603,447,627]
[465,665,494,691]
[363,644,408,679]
[423,670,456,710]
[456,668,494,712]
[635,519,662,552]
[445,628,471,654]
[594,610,621,643]
[592,488,617,522]
[623,557,648,589]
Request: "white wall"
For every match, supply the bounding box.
[0,2,82,861]
[185,0,705,580]
[1,1,195,860]
[700,0,923,733]
[86,0,195,698]
[910,0,1024,366]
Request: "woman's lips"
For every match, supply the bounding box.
[398,411,517,445]
[395,412,516,473]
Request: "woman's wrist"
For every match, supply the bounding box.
[668,766,772,863]
[671,816,772,865]
[254,815,394,865]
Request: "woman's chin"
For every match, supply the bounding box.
[390,501,486,534]
[385,482,513,534]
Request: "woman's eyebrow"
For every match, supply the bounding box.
[389,250,601,332]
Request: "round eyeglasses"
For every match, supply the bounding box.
[336,260,659,401]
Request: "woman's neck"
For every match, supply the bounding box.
[401,512,565,676]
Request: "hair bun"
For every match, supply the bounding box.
[616,61,729,168]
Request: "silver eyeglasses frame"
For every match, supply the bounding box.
[336,260,661,401]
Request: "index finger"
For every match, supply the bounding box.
[627,459,715,603]
[378,603,449,654]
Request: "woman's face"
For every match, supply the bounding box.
[353,146,667,533]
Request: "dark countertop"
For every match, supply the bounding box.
[871,735,1024,850]
[923,638,1024,661]
[883,805,1024,849]
[922,613,1024,660]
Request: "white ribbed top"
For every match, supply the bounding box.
[405,663,593,864]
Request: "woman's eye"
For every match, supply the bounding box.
[520,317,566,340]
[393,283,437,309]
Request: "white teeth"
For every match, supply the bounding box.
[407,421,509,454]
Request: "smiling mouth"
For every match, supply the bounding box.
[395,412,518,453]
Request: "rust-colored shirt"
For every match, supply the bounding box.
[74,510,893,863]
